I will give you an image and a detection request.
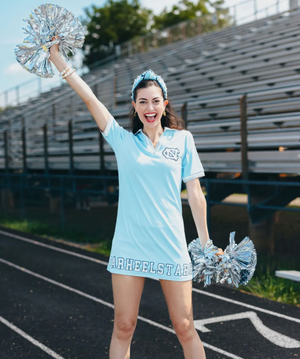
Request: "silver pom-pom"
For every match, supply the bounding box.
[188,238,219,287]
[14,3,85,78]
[188,232,257,288]
[219,231,257,287]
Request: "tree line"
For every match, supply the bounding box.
[80,0,232,67]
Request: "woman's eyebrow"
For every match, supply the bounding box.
[138,97,160,100]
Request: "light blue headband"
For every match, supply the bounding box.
[131,69,168,102]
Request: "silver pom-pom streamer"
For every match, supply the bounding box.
[188,238,220,287]
[217,231,257,287]
[14,3,85,78]
[188,231,257,288]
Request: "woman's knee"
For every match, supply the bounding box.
[114,316,137,341]
[173,318,196,343]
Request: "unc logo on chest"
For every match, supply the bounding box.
[162,147,180,161]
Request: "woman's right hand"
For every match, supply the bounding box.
[49,35,60,58]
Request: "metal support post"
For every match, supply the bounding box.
[22,120,27,173]
[205,179,211,235]
[70,94,74,120]
[19,174,25,217]
[68,121,74,174]
[4,130,9,173]
[52,103,56,135]
[114,75,117,108]
[240,94,249,186]
[69,97,76,193]
[181,102,188,128]
[43,124,49,175]
[60,176,65,231]
[99,130,105,174]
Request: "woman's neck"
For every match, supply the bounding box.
[142,125,164,143]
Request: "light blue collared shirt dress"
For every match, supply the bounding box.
[100,114,205,281]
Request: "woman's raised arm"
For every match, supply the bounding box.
[49,40,110,133]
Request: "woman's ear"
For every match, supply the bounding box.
[132,101,136,109]
[164,100,169,106]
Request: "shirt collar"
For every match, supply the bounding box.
[133,126,172,135]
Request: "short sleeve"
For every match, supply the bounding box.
[182,131,205,183]
[99,114,130,152]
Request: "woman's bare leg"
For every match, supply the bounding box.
[160,279,206,359]
[109,274,145,359]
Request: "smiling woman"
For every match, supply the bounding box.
[99,69,213,358]
[129,72,186,138]
[48,35,215,356]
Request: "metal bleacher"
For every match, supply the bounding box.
[0,9,300,175]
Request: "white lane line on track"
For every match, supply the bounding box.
[0,230,107,265]
[194,312,300,349]
[0,257,244,359]
[1,229,300,324]
[192,287,300,324]
[0,315,65,359]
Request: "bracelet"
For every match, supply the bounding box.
[62,67,72,79]
[59,64,72,77]
[62,68,76,80]
[62,66,73,78]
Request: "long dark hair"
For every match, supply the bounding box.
[129,80,186,134]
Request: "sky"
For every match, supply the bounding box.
[0,0,289,108]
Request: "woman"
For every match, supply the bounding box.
[50,39,223,359]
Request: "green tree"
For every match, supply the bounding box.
[152,0,231,30]
[81,0,152,67]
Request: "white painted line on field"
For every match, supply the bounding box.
[0,315,65,359]
[192,287,300,325]
[0,257,244,359]
[0,229,107,265]
[1,229,300,325]
[194,311,300,348]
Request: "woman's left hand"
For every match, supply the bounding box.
[215,248,224,260]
